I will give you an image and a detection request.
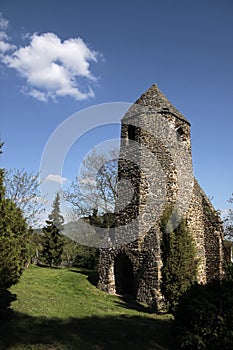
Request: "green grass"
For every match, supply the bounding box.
[1,265,174,350]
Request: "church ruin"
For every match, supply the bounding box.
[97,84,224,309]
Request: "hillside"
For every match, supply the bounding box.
[1,265,174,350]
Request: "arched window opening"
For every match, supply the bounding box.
[176,126,185,141]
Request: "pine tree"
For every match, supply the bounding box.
[42,193,64,267]
[48,192,64,230]
[0,143,29,311]
[160,207,198,312]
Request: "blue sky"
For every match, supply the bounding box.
[0,0,232,214]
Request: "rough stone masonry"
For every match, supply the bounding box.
[97,84,224,310]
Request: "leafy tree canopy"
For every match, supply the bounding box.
[0,143,30,312]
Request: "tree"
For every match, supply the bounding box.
[42,222,64,267]
[0,143,30,312]
[224,194,233,241]
[4,168,46,227]
[174,279,233,349]
[61,236,99,269]
[41,193,64,267]
[160,207,198,312]
[28,228,44,265]
[63,148,118,218]
[48,192,64,230]
[61,237,79,267]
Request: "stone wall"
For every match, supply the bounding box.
[97,231,163,309]
[187,179,224,283]
[97,84,224,310]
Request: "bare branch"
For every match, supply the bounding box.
[4,169,46,226]
[62,147,118,217]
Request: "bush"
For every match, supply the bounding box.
[0,165,29,314]
[173,279,233,349]
[60,235,99,270]
[0,290,16,317]
[73,245,99,270]
[224,261,233,281]
[160,207,197,312]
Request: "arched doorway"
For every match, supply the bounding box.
[114,254,136,297]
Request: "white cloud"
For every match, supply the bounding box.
[1,31,100,101]
[0,40,16,53]
[0,14,16,54]
[21,86,48,102]
[0,31,8,40]
[0,13,9,30]
[46,174,67,184]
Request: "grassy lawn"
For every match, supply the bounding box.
[1,265,174,350]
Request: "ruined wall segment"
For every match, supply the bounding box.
[187,179,224,282]
[98,84,224,310]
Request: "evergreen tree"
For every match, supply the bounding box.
[160,207,198,312]
[42,193,64,267]
[0,143,29,312]
[42,222,64,267]
[48,192,64,230]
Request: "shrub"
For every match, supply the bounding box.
[224,261,233,281]
[73,245,99,270]
[173,279,233,349]
[160,207,198,312]
[41,193,64,267]
[0,165,30,314]
[0,290,16,317]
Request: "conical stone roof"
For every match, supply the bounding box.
[123,84,190,125]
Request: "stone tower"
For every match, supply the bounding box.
[97,84,224,309]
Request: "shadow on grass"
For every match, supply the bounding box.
[115,295,155,314]
[0,311,174,350]
[71,269,155,315]
[36,263,69,270]
[70,268,99,287]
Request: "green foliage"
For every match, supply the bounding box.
[4,266,173,350]
[42,221,64,267]
[0,165,5,200]
[0,190,30,291]
[61,236,99,269]
[224,261,233,282]
[28,229,44,264]
[173,279,233,349]
[0,148,30,312]
[48,192,64,230]
[61,236,79,266]
[160,207,198,312]
[0,290,16,317]
[41,193,64,266]
[72,244,99,270]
